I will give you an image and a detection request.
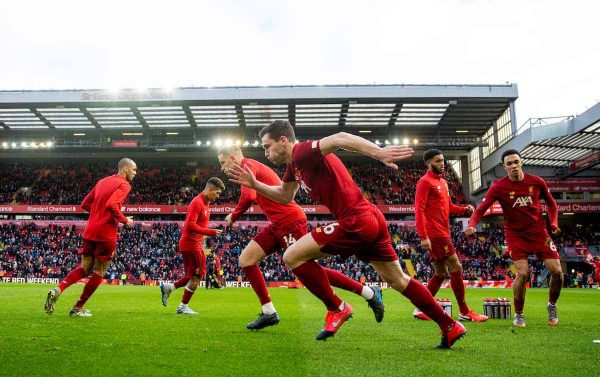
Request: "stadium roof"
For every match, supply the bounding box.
[481,100,600,175]
[0,84,517,150]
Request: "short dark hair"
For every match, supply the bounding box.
[423,149,443,162]
[206,177,225,191]
[501,149,521,164]
[259,120,296,142]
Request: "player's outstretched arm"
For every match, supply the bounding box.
[227,164,299,204]
[318,132,413,169]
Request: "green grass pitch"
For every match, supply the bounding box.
[0,284,598,377]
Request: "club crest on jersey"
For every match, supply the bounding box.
[512,195,533,208]
[509,191,515,199]
[529,186,534,194]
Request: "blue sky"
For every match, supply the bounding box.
[0,0,598,125]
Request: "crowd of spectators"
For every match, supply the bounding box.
[0,160,465,206]
[3,221,594,285]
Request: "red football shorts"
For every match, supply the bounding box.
[311,205,398,262]
[179,248,207,278]
[428,237,457,262]
[505,231,559,261]
[253,219,308,255]
[79,238,117,262]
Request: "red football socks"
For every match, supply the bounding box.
[514,297,525,313]
[75,273,103,308]
[292,261,342,311]
[403,278,454,330]
[174,276,190,289]
[243,265,271,305]
[450,271,470,315]
[59,267,87,292]
[323,268,363,295]
[426,274,445,297]
[181,286,195,305]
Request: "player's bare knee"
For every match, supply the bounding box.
[447,261,462,274]
[189,276,201,289]
[239,251,258,268]
[550,271,563,280]
[82,265,94,275]
[434,270,447,278]
[516,270,529,280]
[282,251,298,267]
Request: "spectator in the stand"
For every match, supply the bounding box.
[0,160,466,206]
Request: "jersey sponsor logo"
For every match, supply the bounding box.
[512,196,533,208]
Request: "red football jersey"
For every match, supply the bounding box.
[230,158,306,226]
[81,174,131,242]
[282,140,371,219]
[179,193,217,250]
[469,173,558,235]
[415,170,468,240]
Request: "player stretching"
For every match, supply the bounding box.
[218,145,384,330]
[45,158,136,317]
[413,149,487,322]
[465,149,562,327]
[160,178,225,314]
[228,120,466,348]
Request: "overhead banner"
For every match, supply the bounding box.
[112,140,139,148]
[569,150,600,171]
[0,202,598,215]
[545,178,600,192]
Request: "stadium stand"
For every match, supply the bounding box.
[2,222,597,285]
[0,161,465,206]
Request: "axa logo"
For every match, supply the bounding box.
[512,196,533,207]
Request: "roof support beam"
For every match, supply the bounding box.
[79,107,102,130]
[182,105,197,128]
[338,102,349,128]
[388,103,402,128]
[130,107,149,129]
[235,104,246,128]
[288,104,295,127]
[29,108,54,129]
